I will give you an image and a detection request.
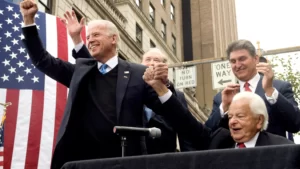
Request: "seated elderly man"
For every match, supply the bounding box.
[142,68,294,150]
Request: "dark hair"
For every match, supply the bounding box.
[226,40,256,59]
[259,56,267,63]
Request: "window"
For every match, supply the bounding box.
[150,40,156,48]
[72,8,83,22]
[171,34,176,54]
[5,0,51,13]
[161,20,166,40]
[160,0,165,8]
[135,0,142,8]
[170,3,175,21]
[149,3,155,26]
[136,24,143,46]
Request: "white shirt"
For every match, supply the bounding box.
[74,42,172,104]
[220,73,279,117]
[235,132,259,148]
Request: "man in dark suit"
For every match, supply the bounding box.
[20,1,170,169]
[142,67,293,150]
[258,56,294,141]
[205,40,300,140]
[141,48,193,153]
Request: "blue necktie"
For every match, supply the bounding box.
[99,64,108,74]
[144,106,154,122]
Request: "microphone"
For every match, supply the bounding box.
[113,126,161,138]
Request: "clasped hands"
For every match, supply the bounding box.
[143,63,169,96]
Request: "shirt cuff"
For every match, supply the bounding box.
[22,23,36,28]
[265,88,279,105]
[219,103,226,117]
[74,42,84,53]
[159,89,172,104]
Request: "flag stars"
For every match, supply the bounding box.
[18,47,25,53]
[24,67,32,74]
[9,52,17,59]
[24,54,30,60]
[0,10,3,15]
[4,31,12,38]
[6,5,14,12]
[11,38,19,45]
[2,59,10,66]
[12,25,19,32]
[12,12,20,19]
[19,21,24,27]
[3,45,11,52]
[8,66,16,74]
[16,75,24,83]
[17,60,25,68]
[19,34,25,40]
[0,23,2,29]
[37,25,40,30]
[5,18,13,24]
[35,14,39,18]
[1,74,9,82]
[31,76,39,83]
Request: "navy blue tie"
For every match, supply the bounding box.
[99,64,108,74]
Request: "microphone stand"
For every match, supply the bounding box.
[120,136,126,157]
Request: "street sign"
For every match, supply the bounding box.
[211,60,236,89]
[174,66,197,89]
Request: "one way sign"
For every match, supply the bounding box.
[211,60,236,90]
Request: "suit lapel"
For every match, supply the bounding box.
[254,76,265,97]
[255,132,266,147]
[116,58,130,124]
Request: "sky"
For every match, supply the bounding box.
[235,0,300,50]
[235,0,300,143]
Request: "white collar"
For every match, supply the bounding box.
[238,73,260,90]
[236,132,260,148]
[97,55,118,69]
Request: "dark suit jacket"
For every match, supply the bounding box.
[22,26,163,169]
[145,89,195,153]
[157,95,294,150]
[72,47,195,152]
[205,76,300,138]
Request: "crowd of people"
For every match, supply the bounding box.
[20,0,300,169]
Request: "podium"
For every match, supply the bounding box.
[61,144,300,169]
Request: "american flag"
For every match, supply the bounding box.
[0,1,86,168]
[0,113,5,169]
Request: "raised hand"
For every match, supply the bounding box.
[153,63,168,84]
[256,62,275,96]
[143,66,169,96]
[20,0,38,25]
[61,10,85,45]
[143,66,156,86]
[221,84,240,112]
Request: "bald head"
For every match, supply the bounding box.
[141,48,167,66]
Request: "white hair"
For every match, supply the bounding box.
[143,48,168,63]
[232,92,269,130]
[87,20,120,48]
